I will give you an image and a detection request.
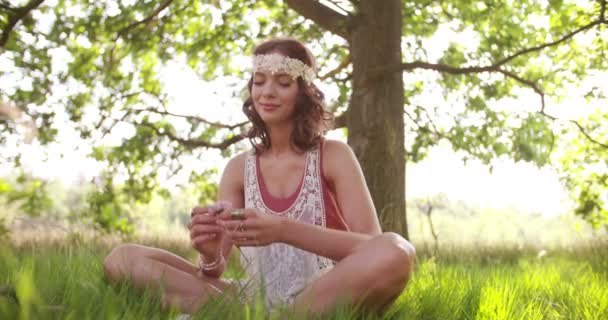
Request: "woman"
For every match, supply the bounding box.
[103,37,415,316]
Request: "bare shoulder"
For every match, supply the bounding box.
[218,150,249,207]
[323,139,353,156]
[321,139,380,234]
[226,150,249,170]
[221,150,249,183]
[322,139,358,181]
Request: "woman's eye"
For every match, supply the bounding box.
[280,83,291,87]
[253,81,263,85]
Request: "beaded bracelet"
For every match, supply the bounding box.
[198,247,225,272]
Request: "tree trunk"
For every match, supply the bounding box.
[347,0,408,239]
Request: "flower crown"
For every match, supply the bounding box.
[252,53,316,84]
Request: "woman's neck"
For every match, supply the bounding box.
[265,121,297,157]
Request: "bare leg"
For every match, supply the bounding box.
[103,244,235,314]
[292,232,415,315]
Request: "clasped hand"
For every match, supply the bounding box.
[188,202,284,254]
[216,208,284,247]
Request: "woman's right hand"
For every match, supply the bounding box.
[188,202,230,259]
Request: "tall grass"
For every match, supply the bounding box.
[388,241,608,319]
[2,207,607,319]
[1,234,607,319]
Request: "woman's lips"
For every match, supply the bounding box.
[260,103,279,111]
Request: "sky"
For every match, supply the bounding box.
[3,2,605,217]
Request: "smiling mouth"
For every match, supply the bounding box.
[259,103,280,109]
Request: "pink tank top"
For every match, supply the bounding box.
[256,141,349,231]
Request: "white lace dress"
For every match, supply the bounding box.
[236,146,335,308]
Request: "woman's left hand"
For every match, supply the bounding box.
[217,208,285,247]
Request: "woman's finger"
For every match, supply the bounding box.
[226,230,257,240]
[191,234,217,247]
[216,201,234,212]
[218,219,252,231]
[191,213,218,225]
[190,206,211,217]
[190,224,223,238]
[217,208,259,221]
[233,239,262,247]
[191,204,226,217]
[217,210,235,221]
[243,208,259,219]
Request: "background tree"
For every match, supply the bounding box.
[1,0,607,236]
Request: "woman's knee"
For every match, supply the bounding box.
[384,232,415,271]
[103,243,141,282]
[364,232,416,292]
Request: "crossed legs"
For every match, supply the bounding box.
[103,232,415,315]
[293,232,416,315]
[103,244,235,314]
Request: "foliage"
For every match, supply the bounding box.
[0,173,53,217]
[556,110,608,228]
[84,174,136,237]
[1,0,607,232]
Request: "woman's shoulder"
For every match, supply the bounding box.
[221,150,251,182]
[322,139,354,159]
[321,139,357,179]
[225,150,250,171]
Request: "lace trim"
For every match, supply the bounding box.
[254,152,309,215]
[241,145,335,307]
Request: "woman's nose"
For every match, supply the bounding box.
[261,81,277,97]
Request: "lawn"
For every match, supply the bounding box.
[1,234,606,319]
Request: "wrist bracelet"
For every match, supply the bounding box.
[198,248,224,271]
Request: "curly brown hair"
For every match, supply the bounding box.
[242,37,334,154]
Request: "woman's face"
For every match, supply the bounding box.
[251,55,299,125]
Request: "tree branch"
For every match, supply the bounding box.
[138,107,248,130]
[439,3,455,20]
[388,61,548,112]
[493,20,602,67]
[319,55,351,80]
[397,61,495,74]
[116,0,174,38]
[388,18,604,72]
[537,109,607,149]
[404,108,446,141]
[0,0,45,49]
[141,122,245,150]
[0,3,17,12]
[100,110,132,140]
[285,0,350,39]
[498,69,547,112]
[372,17,607,114]
[570,120,608,149]
[324,0,352,16]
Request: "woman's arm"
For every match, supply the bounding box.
[279,219,373,261]
[322,139,382,235]
[217,152,247,261]
[196,152,246,278]
[279,140,381,261]
[220,209,373,262]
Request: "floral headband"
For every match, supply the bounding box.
[252,53,316,84]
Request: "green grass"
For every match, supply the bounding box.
[1,235,607,319]
[390,243,608,319]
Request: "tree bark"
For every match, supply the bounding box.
[347,0,408,238]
